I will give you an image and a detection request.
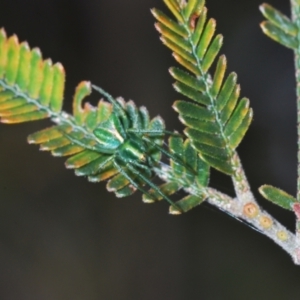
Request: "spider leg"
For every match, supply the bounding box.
[61,131,97,151]
[130,160,151,172]
[114,161,181,212]
[128,129,181,137]
[142,136,197,176]
[92,84,129,129]
[59,129,114,154]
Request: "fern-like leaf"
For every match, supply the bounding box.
[0,29,65,123]
[259,3,298,49]
[152,0,253,174]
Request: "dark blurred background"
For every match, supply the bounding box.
[0,0,299,299]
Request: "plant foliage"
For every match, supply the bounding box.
[3,0,300,263]
[260,3,298,49]
[0,26,210,213]
[0,0,254,212]
[259,2,300,208]
[0,29,65,123]
[152,0,253,174]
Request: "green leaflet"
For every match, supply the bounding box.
[161,37,196,64]
[154,0,253,175]
[224,97,249,128]
[196,18,216,59]
[170,194,206,214]
[259,3,298,49]
[260,21,298,49]
[65,150,102,169]
[40,136,71,151]
[173,82,210,104]
[162,0,184,23]
[52,144,83,157]
[27,124,71,144]
[260,3,297,37]
[211,55,227,98]
[107,173,131,192]
[169,135,185,176]
[6,35,20,85]
[259,185,297,210]
[143,182,181,202]
[202,34,223,73]
[216,73,237,111]
[179,116,219,134]
[27,49,44,99]
[155,22,191,52]
[169,67,206,91]
[75,155,112,176]
[151,9,187,38]
[173,100,214,121]
[15,42,31,90]
[173,53,200,76]
[192,7,207,45]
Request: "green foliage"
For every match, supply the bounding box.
[152,0,253,174]
[259,3,298,49]
[259,185,297,210]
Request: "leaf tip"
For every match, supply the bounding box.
[154,22,162,33]
[142,195,155,203]
[171,101,180,113]
[150,8,158,17]
[169,206,182,215]
[0,28,7,39]
[54,62,65,73]
[259,3,268,14]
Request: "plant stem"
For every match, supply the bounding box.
[154,156,297,260]
[290,0,300,263]
[230,153,297,261]
[291,0,300,202]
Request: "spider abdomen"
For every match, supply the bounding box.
[117,135,147,164]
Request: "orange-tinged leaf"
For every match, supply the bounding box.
[73,81,92,125]
[27,48,44,99]
[6,35,20,85]
[50,63,65,113]
[65,150,101,169]
[1,110,48,123]
[15,42,31,90]
[39,59,54,106]
[0,28,7,78]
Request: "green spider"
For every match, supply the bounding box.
[62,85,183,211]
